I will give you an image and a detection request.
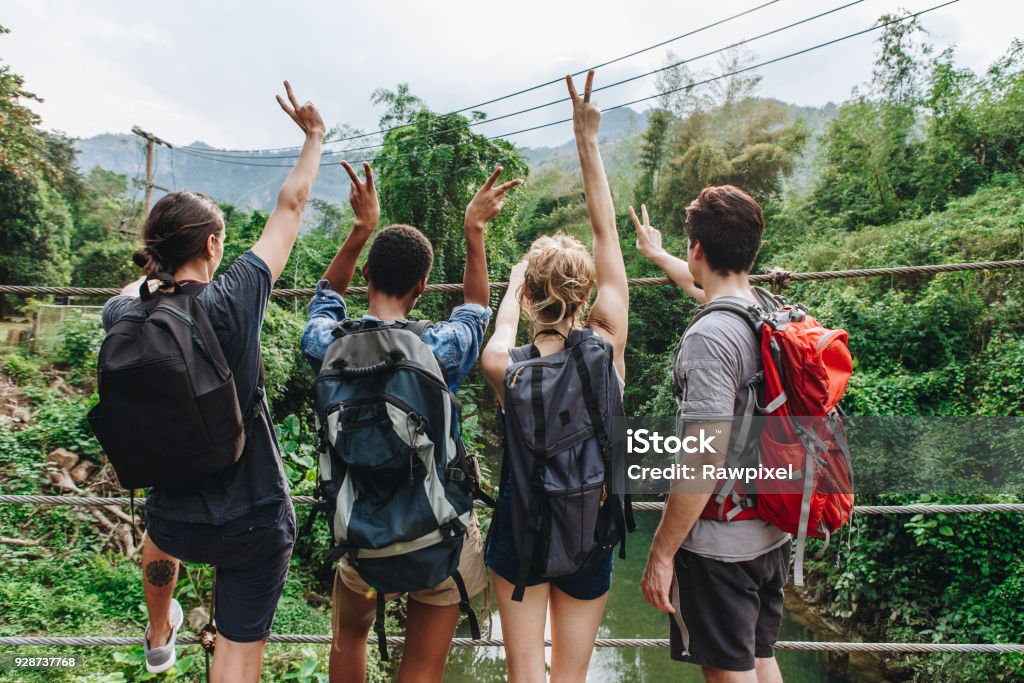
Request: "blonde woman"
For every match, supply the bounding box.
[481,70,629,683]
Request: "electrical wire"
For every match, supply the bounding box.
[179,0,784,155]
[189,0,866,163]
[172,0,959,170]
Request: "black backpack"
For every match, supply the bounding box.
[311,318,489,660]
[87,273,261,490]
[499,328,635,601]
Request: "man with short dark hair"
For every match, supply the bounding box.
[633,185,790,683]
[301,161,522,683]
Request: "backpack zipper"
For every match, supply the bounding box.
[508,360,566,392]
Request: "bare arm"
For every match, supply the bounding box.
[463,167,524,307]
[568,71,628,376]
[252,81,326,283]
[482,260,527,405]
[630,204,706,303]
[322,161,379,292]
[641,420,730,613]
[119,275,147,298]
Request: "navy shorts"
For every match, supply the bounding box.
[484,487,613,601]
[146,500,296,643]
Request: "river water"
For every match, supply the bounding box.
[441,512,884,682]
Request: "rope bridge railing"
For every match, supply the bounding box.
[2,495,1023,516]
[1,259,1023,298]
[2,257,1023,656]
[1,496,1022,653]
[0,635,1021,653]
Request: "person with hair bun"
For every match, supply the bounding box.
[481,70,629,683]
[100,82,325,682]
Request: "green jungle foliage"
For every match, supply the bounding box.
[1,16,1023,682]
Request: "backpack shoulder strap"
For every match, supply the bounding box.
[397,318,435,338]
[509,343,538,363]
[686,297,768,338]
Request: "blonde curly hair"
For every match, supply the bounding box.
[520,233,596,337]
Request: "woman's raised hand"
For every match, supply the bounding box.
[566,70,600,141]
[341,161,380,232]
[275,80,326,138]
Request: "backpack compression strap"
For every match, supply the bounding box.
[512,362,549,602]
[451,570,481,640]
[374,593,389,661]
[568,337,636,558]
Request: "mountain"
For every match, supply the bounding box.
[72,102,835,211]
[71,108,653,212]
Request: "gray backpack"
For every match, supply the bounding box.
[499,328,635,601]
[312,318,484,660]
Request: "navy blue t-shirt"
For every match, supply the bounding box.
[102,251,288,524]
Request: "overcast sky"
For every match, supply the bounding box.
[3,0,1020,151]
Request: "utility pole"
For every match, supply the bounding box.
[131,126,172,215]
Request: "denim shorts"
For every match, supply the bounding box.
[146,500,296,642]
[484,487,613,601]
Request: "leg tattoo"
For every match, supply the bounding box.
[145,559,177,587]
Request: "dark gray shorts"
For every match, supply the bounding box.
[669,540,791,672]
[146,500,296,643]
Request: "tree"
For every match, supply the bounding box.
[0,34,77,315]
[372,90,529,319]
[371,83,425,130]
[810,14,932,229]
[0,26,53,180]
[634,108,673,207]
[652,97,807,233]
[71,168,139,248]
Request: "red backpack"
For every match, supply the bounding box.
[686,288,855,585]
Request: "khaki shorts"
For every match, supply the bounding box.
[332,514,487,612]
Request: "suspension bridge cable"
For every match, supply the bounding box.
[2,496,1022,516]
[180,0,785,156]
[0,635,1021,652]
[3,258,1018,299]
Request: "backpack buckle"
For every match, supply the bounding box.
[446,467,466,483]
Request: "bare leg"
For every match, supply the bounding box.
[703,667,758,683]
[548,585,608,683]
[491,570,549,683]
[210,637,266,683]
[755,656,783,683]
[141,534,179,648]
[329,581,377,683]
[396,600,461,683]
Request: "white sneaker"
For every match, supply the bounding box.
[144,598,184,674]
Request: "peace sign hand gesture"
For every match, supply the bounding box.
[341,161,380,232]
[630,204,666,261]
[566,70,601,141]
[465,166,524,232]
[276,80,326,138]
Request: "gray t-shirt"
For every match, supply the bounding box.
[674,304,790,562]
[102,251,288,524]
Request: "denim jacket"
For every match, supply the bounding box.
[300,279,491,394]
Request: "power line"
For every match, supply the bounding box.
[170,1,960,171]
[179,0,784,156]
[473,0,960,149]
[189,0,866,164]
